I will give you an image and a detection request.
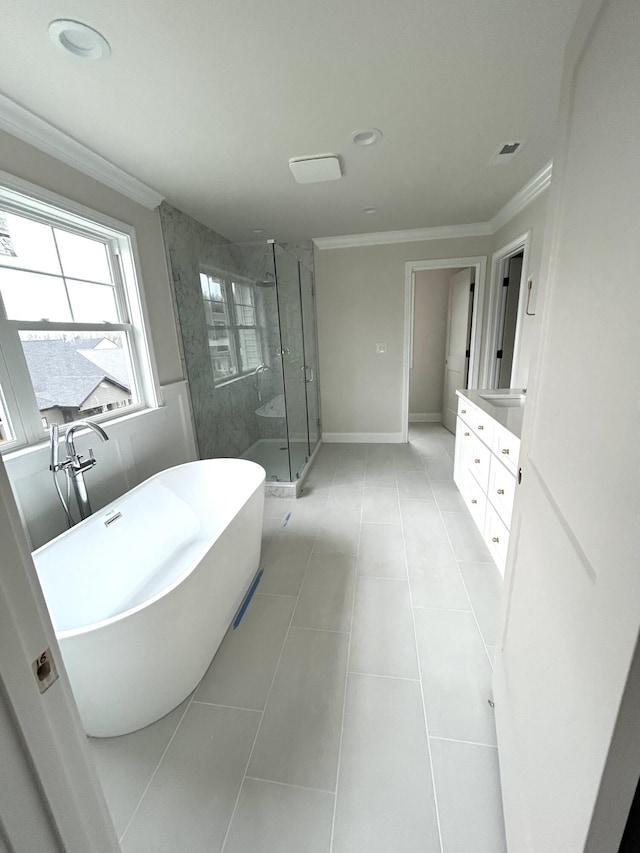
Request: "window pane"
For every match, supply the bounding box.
[0,385,14,445]
[0,268,72,321]
[232,281,253,304]
[54,228,112,284]
[0,210,61,274]
[238,328,262,370]
[19,330,136,429]
[200,273,224,302]
[208,326,237,380]
[67,280,119,323]
[235,304,255,325]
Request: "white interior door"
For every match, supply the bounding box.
[442,268,473,433]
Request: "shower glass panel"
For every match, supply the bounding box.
[234,243,292,481]
[299,262,320,454]
[160,200,321,486]
[273,244,309,479]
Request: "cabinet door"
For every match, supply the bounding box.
[489,456,517,527]
[469,433,491,493]
[492,423,520,475]
[468,476,487,532]
[485,503,509,576]
[453,416,473,491]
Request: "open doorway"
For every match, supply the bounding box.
[402,257,486,440]
[484,232,531,389]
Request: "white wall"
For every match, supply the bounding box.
[314,236,491,439]
[408,269,452,419]
[6,382,195,550]
[0,131,197,547]
[493,2,640,852]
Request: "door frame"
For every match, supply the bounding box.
[482,231,531,388]
[402,256,486,442]
[0,454,119,852]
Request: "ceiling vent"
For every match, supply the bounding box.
[289,156,342,184]
[490,141,525,165]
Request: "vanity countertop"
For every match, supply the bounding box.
[456,388,526,439]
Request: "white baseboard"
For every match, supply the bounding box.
[409,413,442,423]
[321,432,404,444]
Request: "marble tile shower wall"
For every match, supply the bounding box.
[159,202,315,462]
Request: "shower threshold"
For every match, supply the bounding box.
[241,438,320,498]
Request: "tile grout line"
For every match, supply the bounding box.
[292,625,350,635]
[118,693,194,844]
[244,776,336,796]
[424,424,495,672]
[425,440,497,671]
[219,502,322,853]
[399,452,446,853]
[429,735,498,749]
[328,472,363,853]
[191,700,262,712]
[347,670,421,683]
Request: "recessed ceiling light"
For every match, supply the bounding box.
[363,207,378,215]
[251,228,265,234]
[352,128,383,146]
[49,20,111,61]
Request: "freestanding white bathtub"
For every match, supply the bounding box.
[33,458,265,737]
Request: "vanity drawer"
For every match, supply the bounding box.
[488,456,516,528]
[472,411,495,448]
[467,476,487,531]
[469,434,491,493]
[492,424,520,475]
[485,503,509,576]
[457,396,478,425]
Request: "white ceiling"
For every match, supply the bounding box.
[0,0,582,243]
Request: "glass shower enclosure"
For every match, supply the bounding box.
[240,242,320,482]
[168,228,321,486]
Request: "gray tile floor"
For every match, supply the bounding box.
[89,424,507,853]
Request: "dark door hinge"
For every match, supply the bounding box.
[465,349,471,358]
[470,282,475,293]
[496,349,503,359]
[502,277,510,287]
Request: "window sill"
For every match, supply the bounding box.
[215,371,256,390]
[1,403,162,462]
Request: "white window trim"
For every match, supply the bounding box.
[200,266,263,385]
[0,169,161,454]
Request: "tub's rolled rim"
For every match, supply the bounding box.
[34,457,266,640]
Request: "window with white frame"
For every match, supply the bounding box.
[0,185,155,452]
[199,270,262,383]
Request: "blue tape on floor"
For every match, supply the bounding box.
[282,512,292,527]
[233,570,263,629]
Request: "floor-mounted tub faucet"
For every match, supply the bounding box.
[50,420,109,524]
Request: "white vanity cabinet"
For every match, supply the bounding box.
[453,391,523,575]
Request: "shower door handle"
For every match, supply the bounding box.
[302,365,314,383]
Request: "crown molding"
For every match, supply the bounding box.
[489,161,552,233]
[0,93,164,210]
[314,161,553,250]
[313,221,493,250]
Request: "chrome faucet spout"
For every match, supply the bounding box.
[65,420,108,461]
[57,421,109,521]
